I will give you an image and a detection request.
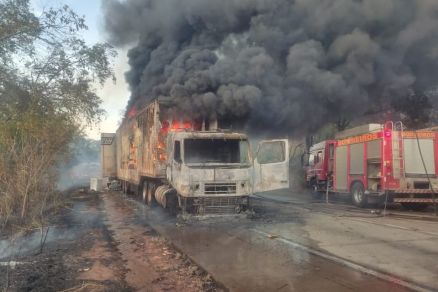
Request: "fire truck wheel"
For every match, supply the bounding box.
[146,183,157,207]
[351,182,367,208]
[401,203,428,211]
[311,180,322,200]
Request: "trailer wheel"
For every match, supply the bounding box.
[146,182,157,207]
[142,183,148,204]
[122,181,127,195]
[401,203,428,211]
[351,182,367,208]
[125,182,132,195]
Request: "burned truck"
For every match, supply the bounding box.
[101,97,289,214]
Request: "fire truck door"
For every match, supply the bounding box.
[253,139,290,192]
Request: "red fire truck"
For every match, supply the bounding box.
[305,122,438,210]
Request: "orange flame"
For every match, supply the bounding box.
[128,106,137,118]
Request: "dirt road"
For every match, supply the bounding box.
[0,191,221,291]
[2,189,436,291]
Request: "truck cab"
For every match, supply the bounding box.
[165,131,289,213]
[304,140,335,196]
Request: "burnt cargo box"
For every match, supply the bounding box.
[101,133,117,178]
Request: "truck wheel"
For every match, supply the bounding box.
[165,192,178,215]
[142,183,148,204]
[179,196,190,214]
[122,181,127,195]
[401,203,428,211]
[351,182,367,208]
[311,180,322,200]
[146,183,157,207]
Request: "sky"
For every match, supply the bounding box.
[30,0,130,140]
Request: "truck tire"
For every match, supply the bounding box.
[165,192,178,215]
[122,181,127,195]
[401,203,428,211]
[146,182,157,207]
[351,182,367,208]
[311,180,322,200]
[142,183,148,204]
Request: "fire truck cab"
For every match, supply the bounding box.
[305,122,438,210]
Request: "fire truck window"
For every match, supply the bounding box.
[329,144,334,158]
[317,151,323,164]
[257,141,285,164]
[174,141,181,163]
[328,144,334,172]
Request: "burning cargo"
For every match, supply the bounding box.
[101,97,290,214]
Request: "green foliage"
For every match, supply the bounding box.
[392,92,432,129]
[0,0,116,125]
[0,0,39,59]
[0,109,78,227]
[0,0,115,228]
[310,123,338,145]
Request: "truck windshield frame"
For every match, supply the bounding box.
[183,138,250,165]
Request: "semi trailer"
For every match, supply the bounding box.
[101,97,290,214]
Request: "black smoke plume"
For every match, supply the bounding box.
[103,0,438,134]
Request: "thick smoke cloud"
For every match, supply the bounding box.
[103,0,438,134]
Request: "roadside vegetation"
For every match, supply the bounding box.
[0,0,115,231]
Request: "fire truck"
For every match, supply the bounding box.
[305,122,438,210]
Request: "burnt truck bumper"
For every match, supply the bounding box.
[181,195,249,214]
[369,189,438,204]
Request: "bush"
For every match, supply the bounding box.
[0,110,77,229]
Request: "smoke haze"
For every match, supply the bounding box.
[102,0,438,134]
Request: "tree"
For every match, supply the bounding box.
[0,0,115,227]
[335,117,350,132]
[392,92,432,129]
[1,0,116,123]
